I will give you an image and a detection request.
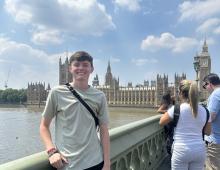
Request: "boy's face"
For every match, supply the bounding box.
[69,60,93,81]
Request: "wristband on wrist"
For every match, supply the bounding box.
[47,148,58,157]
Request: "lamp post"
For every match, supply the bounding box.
[193,58,200,89]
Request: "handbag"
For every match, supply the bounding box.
[65,83,99,128]
[202,105,210,140]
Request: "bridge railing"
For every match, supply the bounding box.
[110,115,166,170]
[0,115,166,170]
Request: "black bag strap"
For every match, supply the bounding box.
[202,105,210,140]
[172,104,180,127]
[65,83,99,128]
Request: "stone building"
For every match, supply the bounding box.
[58,56,186,107]
[59,57,72,85]
[27,82,50,105]
[28,40,211,106]
[194,40,211,101]
[91,62,186,107]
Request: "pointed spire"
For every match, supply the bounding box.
[107,60,111,73]
[202,39,208,53]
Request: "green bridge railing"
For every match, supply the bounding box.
[0,115,167,170]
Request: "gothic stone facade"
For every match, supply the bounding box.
[59,58,186,107]
[27,82,50,105]
[27,40,211,106]
[92,68,185,107]
[194,40,211,101]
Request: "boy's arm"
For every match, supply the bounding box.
[99,123,110,170]
[40,117,68,168]
[40,117,55,150]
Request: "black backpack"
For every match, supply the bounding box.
[164,104,180,155]
[164,104,210,155]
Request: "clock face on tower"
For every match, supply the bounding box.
[201,60,208,67]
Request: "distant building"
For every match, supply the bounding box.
[59,57,72,85]
[57,56,186,107]
[91,62,185,107]
[28,40,211,106]
[194,40,211,100]
[92,74,99,86]
[27,82,50,105]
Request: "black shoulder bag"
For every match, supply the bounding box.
[202,105,210,140]
[164,104,180,155]
[65,83,99,128]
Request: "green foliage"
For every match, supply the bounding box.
[0,88,27,104]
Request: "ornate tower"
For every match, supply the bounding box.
[92,74,99,86]
[59,57,72,85]
[194,40,211,100]
[105,61,113,87]
[174,73,186,102]
[27,82,47,104]
[156,74,169,106]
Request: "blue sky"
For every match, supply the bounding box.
[0,0,220,89]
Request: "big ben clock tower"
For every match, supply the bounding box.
[194,40,211,100]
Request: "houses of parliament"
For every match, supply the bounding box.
[27,40,211,107]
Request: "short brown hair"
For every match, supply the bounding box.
[69,51,93,67]
[203,73,220,85]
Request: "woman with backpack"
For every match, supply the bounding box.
[159,80,211,170]
[157,91,175,114]
[157,91,175,156]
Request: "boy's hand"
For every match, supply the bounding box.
[102,162,110,170]
[49,152,68,169]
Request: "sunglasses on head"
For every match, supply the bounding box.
[203,82,209,89]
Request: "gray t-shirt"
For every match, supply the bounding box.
[42,85,109,169]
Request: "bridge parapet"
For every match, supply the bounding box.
[110,115,166,170]
[0,115,167,170]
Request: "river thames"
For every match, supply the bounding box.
[0,104,158,164]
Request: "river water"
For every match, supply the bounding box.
[0,104,157,164]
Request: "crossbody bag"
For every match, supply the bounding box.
[202,105,210,140]
[65,83,99,128]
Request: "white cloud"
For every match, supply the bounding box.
[141,32,198,53]
[196,18,220,33]
[32,29,62,45]
[132,58,148,66]
[179,0,220,22]
[131,58,158,66]
[214,26,220,34]
[4,0,115,45]
[5,0,32,24]
[0,37,60,89]
[114,0,141,12]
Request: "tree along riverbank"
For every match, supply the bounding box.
[0,88,27,104]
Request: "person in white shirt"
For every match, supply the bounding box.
[159,80,211,170]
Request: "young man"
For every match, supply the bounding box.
[40,51,110,170]
[203,73,220,170]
